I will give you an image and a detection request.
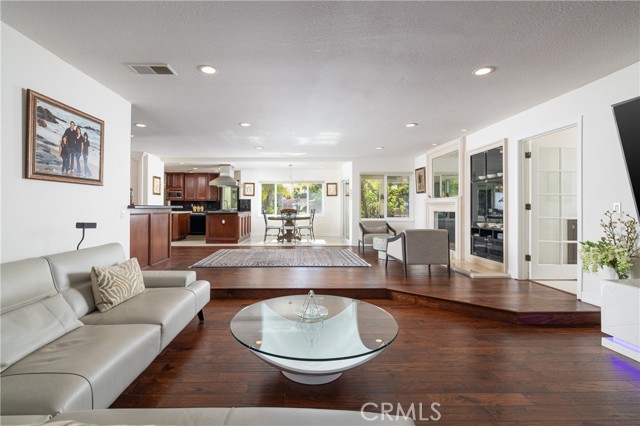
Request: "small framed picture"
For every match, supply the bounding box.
[152,176,161,195]
[243,182,255,196]
[415,167,426,193]
[327,182,338,196]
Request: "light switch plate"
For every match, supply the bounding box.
[613,202,621,213]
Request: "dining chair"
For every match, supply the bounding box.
[262,209,282,243]
[296,208,316,241]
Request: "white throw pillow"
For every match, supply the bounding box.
[90,258,145,312]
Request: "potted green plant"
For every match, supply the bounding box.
[580,210,639,279]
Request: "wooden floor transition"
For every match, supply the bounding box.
[154,246,600,326]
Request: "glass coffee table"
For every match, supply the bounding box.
[230,294,398,385]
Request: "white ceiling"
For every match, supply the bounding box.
[2,1,639,172]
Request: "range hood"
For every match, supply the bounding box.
[210,165,238,187]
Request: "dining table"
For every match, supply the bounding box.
[268,214,311,242]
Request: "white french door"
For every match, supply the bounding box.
[526,126,579,280]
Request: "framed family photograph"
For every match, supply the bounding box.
[243,182,255,196]
[415,167,426,193]
[326,182,338,196]
[152,176,161,195]
[26,89,104,185]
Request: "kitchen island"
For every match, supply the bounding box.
[206,211,251,243]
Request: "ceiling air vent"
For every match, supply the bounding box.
[127,64,176,75]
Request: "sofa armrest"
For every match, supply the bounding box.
[141,270,196,288]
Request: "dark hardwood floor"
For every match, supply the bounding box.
[111,246,639,425]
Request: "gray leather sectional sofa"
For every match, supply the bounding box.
[0,243,414,426]
[0,243,210,416]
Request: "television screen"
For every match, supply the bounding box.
[612,96,640,218]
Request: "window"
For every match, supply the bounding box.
[261,183,323,214]
[360,174,411,219]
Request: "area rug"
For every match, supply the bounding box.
[191,248,370,268]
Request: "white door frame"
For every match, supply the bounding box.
[519,119,583,297]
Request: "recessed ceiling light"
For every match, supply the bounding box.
[179,162,185,165]
[193,167,198,170]
[460,129,469,132]
[239,122,251,127]
[473,66,496,76]
[130,134,134,138]
[198,65,217,74]
[255,146,264,150]
[405,123,418,128]
[376,146,385,150]
[135,123,146,128]
[432,143,439,146]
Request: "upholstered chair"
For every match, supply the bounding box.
[358,221,396,251]
[385,229,450,277]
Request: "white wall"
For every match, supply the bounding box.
[1,23,132,262]
[239,166,344,238]
[460,62,640,305]
[140,153,164,205]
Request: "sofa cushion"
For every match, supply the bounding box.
[1,324,160,414]
[0,257,57,314]
[91,258,145,312]
[1,294,82,373]
[81,287,199,350]
[45,243,127,318]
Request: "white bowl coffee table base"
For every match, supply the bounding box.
[252,350,380,385]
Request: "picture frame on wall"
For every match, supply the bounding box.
[26,89,104,185]
[415,167,426,193]
[243,182,255,196]
[327,182,338,196]
[152,176,161,195]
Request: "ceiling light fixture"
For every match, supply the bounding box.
[405,123,418,128]
[460,129,469,132]
[239,122,251,127]
[432,143,439,146]
[193,167,198,170]
[198,65,217,74]
[134,123,146,128]
[376,146,385,150]
[255,146,264,150]
[473,66,496,76]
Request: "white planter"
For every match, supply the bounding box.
[601,279,640,362]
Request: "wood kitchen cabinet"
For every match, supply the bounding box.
[184,173,220,201]
[206,212,251,243]
[171,212,190,241]
[165,173,184,189]
[130,208,171,268]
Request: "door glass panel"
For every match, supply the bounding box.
[562,172,577,194]
[563,242,578,265]
[562,148,577,171]
[538,195,560,217]
[538,242,561,264]
[562,195,578,217]
[538,219,560,240]
[539,172,561,194]
[539,148,560,170]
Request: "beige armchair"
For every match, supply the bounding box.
[358,220,396,251]
[385,229,450,277]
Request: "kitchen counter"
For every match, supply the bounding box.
[205,211,251,243]
[128,205,183,210]
[206,210,250,214]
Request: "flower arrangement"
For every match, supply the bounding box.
[580,210,639,279]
